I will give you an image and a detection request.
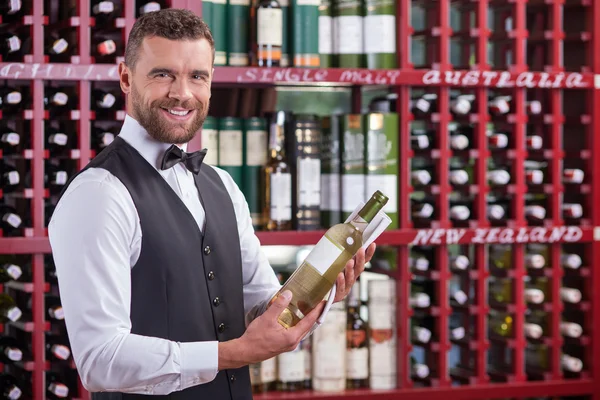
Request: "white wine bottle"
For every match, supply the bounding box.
[272,191,388,328]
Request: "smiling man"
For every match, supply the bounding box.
[48,8,374,400]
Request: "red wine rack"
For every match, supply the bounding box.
[1,0,600,399]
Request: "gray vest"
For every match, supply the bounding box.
[58,137,252,400]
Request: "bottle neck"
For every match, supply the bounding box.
[268,122,285,160]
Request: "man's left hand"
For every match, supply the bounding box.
[333,243,377,303]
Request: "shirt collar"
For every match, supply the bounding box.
[118,113,188,171]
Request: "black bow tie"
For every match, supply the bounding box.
[160,145,208,175]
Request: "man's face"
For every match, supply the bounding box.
[121,36,213,145]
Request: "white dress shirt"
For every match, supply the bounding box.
[48,114,282,395]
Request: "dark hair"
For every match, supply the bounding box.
[124,8,215,70]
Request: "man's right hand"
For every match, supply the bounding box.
[218,290,324,370]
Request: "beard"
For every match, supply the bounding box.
[130,84,208,145]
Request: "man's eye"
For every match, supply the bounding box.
[192,75,203,80]
[156,73,170,78]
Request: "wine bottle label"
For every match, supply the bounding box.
[1,133,20,146]
[97,93,116,108]
[527,100,542,115]
[525,288,545,304]
[313,306,345,380]
[489,98,510,115]
[525,254,545,269]
[450,98,471,115]
[303,235,344,275]
[411,170,431,186]
[5,264,22,280]
[7,386,21,400]
[369,302,396,383]
[320,173,340,211]
[7,36,21,53]
[560,287,582,304]
[49,306,65,320]
[9,0,22,13]
[564,169,584,184]
[93,1,115,14]
[48,133,68,147]
[260,357,276,383]
[487,204,505,220]
[450,255,470,270]
[451,326,465,340]
[563,204,583,219]
[51,92,68,106]
[278,347,305,382]
[5,306,21,322]
[52,39,69,55]
[336,16,363,54]
[561,354,583,373]
[450,170,469,185]
[54,171,68,186]
[6,91,21,105]
[412,362,429,378]
[526,205,547,220]
[318,15,333,54]
[297,157,321,207]
[409,292,430,308]
[4,347,22,361]
[200,128,218,165]
[524,323,543,339]
[141,2,161,13]
[526,170,544,185]
[257,8,283,46]
[412,326,431,343]
[488,170,510,185]
[346,347,368,379]
[270,172,292,222]
[101,132,115,147]
[218,130,243,166]
[409,257,429,272]
[450,134,469,150]
[48,383,69,398]
[51,344,71,360]
[249,363,261,385]
[341,174,364,212]
[489,133,508,149]
[450,205,470,220]
[363,15,395,54]
[245,130,267,167]
[411,134,430,149]
[561,254,582,269]
[303,342,311,380]
[452,289,468,305]
[3,213,21,229]
[527,135,543,149]
[365,175,398,213]
[6,171,20,185]
[560,322,583,338]
[98,40,117,56]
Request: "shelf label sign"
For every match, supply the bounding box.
[411,226,584,245]
[422,70,589,89]
[235,68,402,85]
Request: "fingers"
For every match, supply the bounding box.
[264,290,292,319]
[345,257,356,287]
[293,300,326,334]
[335,272,345,302]
[365,243,376,263]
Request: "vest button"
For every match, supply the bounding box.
[204,245,211,255]
[213,297,220,306]
[230,374,236,382]
[218,323,225,333]
[208,271,215,280]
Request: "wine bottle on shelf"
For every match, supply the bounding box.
[525,194,548,222]
[410,280,433,309]
[450,284,468,306]
[277,344,305,391]
[92,127,116,152]
[525,251,546,270]
[251,0,282,67]
[560,287,582,304]
[526,135,544,150]
[411,196,435,221]
[46,336,71,362]
[524,160,547,186]
[487,166,511,186]
[488,131,509,150]
[489,244,511,269]
[46,372,69,399]
[45,127,71,156]
[0,336,23,365]
[346,285,368,389]
[526,344,583,373]
[561,321,583,339]
[0,204,22,234]
[563,203,584,220]
[0,373,22,400]
[368,280,396,390]
[488,95,511,116]
[0,0,22,15]
[449,126,471,151]
[44,33,70,60]
[270,191,388,328]
[488,311,513,337]
[92,88,120,112]
[0,32,22,58]
[409,249,430,272]
[262,111,292,231]
[138,1,162,15]
[411,316,433,344]
[449,93,474,116]
[488,196,510,223]
[92,36,118,62]
[449,193,471,222]
[410,356,430,379]
[0,259,22,283]
[0,87,23,112]
[312,301,345,392]
[449,158,472,186]
[44,88,71,110]
[524,310,545,340]
[0,161,20,192]
[411,165,434,187]
[44,294,64,322]
[563,168,584,184]
[449,316,466,341]
[450,254,470,272]
[0,294,21,323]
[526,100,542,115]
[0,126,21,153]
[410,93,437,116]
[45,162,69,189]
[411,128,434,150]
[91,0,119,23]
[562,253,582,270]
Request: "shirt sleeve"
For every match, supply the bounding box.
[48,170,218,394]
[211,167,282,326]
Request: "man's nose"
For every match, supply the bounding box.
[168,78,193,102]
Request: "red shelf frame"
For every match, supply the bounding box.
[1,0,599,399]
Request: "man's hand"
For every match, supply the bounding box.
[333,243,376,303]
[218,290,325,370]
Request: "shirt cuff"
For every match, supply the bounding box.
[179,341,219,390]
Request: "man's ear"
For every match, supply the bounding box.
[119,62,132,95]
